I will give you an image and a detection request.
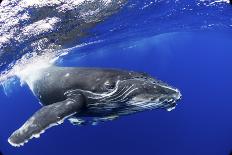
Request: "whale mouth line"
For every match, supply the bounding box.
[131,92,181,112]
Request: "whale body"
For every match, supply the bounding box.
[8,66,181,147]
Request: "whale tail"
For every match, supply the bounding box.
[8,93,85,147]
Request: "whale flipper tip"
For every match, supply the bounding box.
[8,93,85,147]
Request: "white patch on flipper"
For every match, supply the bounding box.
[8,112,76,147]
[68,118,85,126]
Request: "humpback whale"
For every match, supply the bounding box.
[8,66,181,147]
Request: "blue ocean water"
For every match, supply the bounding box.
[0,0,232,154]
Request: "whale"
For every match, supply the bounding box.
[8,66,181,147]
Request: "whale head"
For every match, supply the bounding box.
[96,73,182,113]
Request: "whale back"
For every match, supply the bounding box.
[31,66,144,105]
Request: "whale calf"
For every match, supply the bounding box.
[8,66,181,147]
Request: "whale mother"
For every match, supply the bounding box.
[8,66,181,147]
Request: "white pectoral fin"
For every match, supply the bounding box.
[8,94,85,147]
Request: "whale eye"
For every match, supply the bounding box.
[104,81,115,90]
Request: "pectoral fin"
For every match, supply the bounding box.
[8,94,85,147]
